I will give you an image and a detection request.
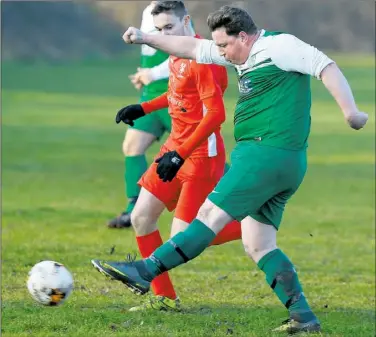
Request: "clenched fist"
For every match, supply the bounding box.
[134,67,153,86]
[128,73,143,91]
[346,111,368,130]
[122,27,146,44]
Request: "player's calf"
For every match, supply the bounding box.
[241,218,318,328]
[257,248,318,328]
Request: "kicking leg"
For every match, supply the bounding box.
[92,198,233,295]
[171,178,241,246]
[144,199,233,277]
[170,212,241,246]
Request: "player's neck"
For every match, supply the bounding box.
[246,30,261,54]
[250,30,261,47]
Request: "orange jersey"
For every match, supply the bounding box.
[141,37,228,159]
[165,56,228,158]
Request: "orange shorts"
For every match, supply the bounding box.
[139,145,225,223]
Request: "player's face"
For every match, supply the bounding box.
[212,28,250,65]
[154,12,190,36]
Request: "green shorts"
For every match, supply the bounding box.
[208,141,307,229]
[129,92,171,139]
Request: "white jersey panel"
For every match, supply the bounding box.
[140,4,159,56]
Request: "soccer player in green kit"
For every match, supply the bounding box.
[108,1,172,228]
[94,5,368,334]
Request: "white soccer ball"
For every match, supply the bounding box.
[27,260,74,306]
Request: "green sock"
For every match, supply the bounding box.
[144,219,216,278]
[124,155,147,212]
[257,249,316,323]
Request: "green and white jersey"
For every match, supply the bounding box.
[196,30,334,150]
[139,4,169,96]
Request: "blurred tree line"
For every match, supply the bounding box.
[2,0,375,61]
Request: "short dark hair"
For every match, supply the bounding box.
[207,6,257,36]
[151,1,187,19]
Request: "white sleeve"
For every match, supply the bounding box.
[270,34,335,80]
[149,59,170,81]
[195,39,233,67]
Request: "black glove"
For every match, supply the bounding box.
[155,151,185,182]
[115,104,145,126]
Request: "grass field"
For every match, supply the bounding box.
[2,54,375,337]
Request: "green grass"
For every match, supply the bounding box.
[1,54,375,337]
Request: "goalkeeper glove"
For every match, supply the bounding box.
[155,151,185,182]
[115,104,145,126]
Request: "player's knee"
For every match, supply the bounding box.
[130,211,156,236]
[122,136,144,156]
[170,218,189,237]
[242,243,257,262]
[130,211,142,232]
[196,200,215,224]
[242,240,277,264]
[122,130,156,156]
[122,138,130,155]
[196,199,233,234]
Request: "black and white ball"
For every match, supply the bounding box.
[27,260,73,306]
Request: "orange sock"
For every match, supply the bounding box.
[136,230,177,300]
[210,220,241,246]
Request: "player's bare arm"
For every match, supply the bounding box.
[123,26,198,60]
[270,34,369,131]
[320,63,368,130]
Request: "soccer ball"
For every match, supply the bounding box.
[27,260,74,306]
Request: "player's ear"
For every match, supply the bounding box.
[183,15,191,27]
[239,31,248,44]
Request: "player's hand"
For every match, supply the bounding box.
[129,73,143,91]
[135,67,153,86]
[346,111,368,130]
[155,151,185,182]
[115,104,145,126]
[123,27,146,44]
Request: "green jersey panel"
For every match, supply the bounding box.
[235,63,311,150]
[140,48,169,97]
[234,31,312,151]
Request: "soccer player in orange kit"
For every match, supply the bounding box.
[92,1,241,311]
